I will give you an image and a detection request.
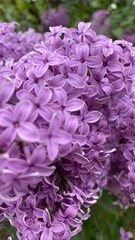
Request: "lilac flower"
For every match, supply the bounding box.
[0,101,39,144]
[32,46,64,77]
[91,10,111,35]
[17,87,53,121]
[40,209,65,240]
[7,145,55,175]
[41,5,70,28]
[54,88,84,114]
[40,114,71,160]
[79,105,102,135]
[120,227,133,240]
[23,66,48,92]
[50,60,85,88]
[70,43,102,76]
[18,216,41,240]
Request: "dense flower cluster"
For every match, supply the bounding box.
[0,22,43,65]
[0,21,135,239]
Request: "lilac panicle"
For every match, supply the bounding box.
[0,21,135,240]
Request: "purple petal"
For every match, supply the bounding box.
[30,146,46,164]
[65,116,78,134]
[17,90,35,103]
[73,134,86,145]
[72,152,89,164]
[38,88,52,105]
[65,205,78,218]
[49,114,61,133]
[85,111,102,123]
[112,79,125,92]
[78,22,91,32]
[76,43,89,58]
[41,229,53,240]
[14,101,33,122]
[50,75,66,88]
[0,127,16,145]
[80,122,90,135]
[0,112,13,127]
[102,83,114,95]
[88,85,98,97]
[33,165,55,175]
[67,74,85,88]
[86,56,102,68]
[53,130,71,144]
[66,99,84,111]
[47,140,59,161]
[39,108,53,121]
[32,53,44,64]
[34,64,48,77]
[18,123,39,142]
[103,46,113,57]
[107,62,123,72]
[0,82,14,104]
[54,88,67,105]
[70,56,80,67]
[51,221,65,233]
[49,55,64,66]
[23,80,35,92]
[8,159,28,172]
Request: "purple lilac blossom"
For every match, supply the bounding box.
[0,22,43,65]
[123,32,135,45]
[91,10,111,35]
[41,5,70,28]
[0,21,135,240]
[120,227,133,240]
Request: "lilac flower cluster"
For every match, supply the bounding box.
[0,21,135,239]
[41,5,70,28]
[0,22,43,65]
[91,10,111,36]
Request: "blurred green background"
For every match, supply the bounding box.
[0,0,135,40]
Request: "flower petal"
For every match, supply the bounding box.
[17,90,35,102]
[31,147,46,165]
[41,228,52,240]
[18,123,39,142]
[51,221,65,233]
[86,56,102,68]
[66,99,84,111]
[67,74,85,88]
[85,111,102,123]
[50,75,66,88]
[54,130,71,144]
[47,140,58,161]
[0,82,14,104]
[34,64,48,78]
[0,112,13,127]
[38,88,52,105]
[14,101,33,122]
